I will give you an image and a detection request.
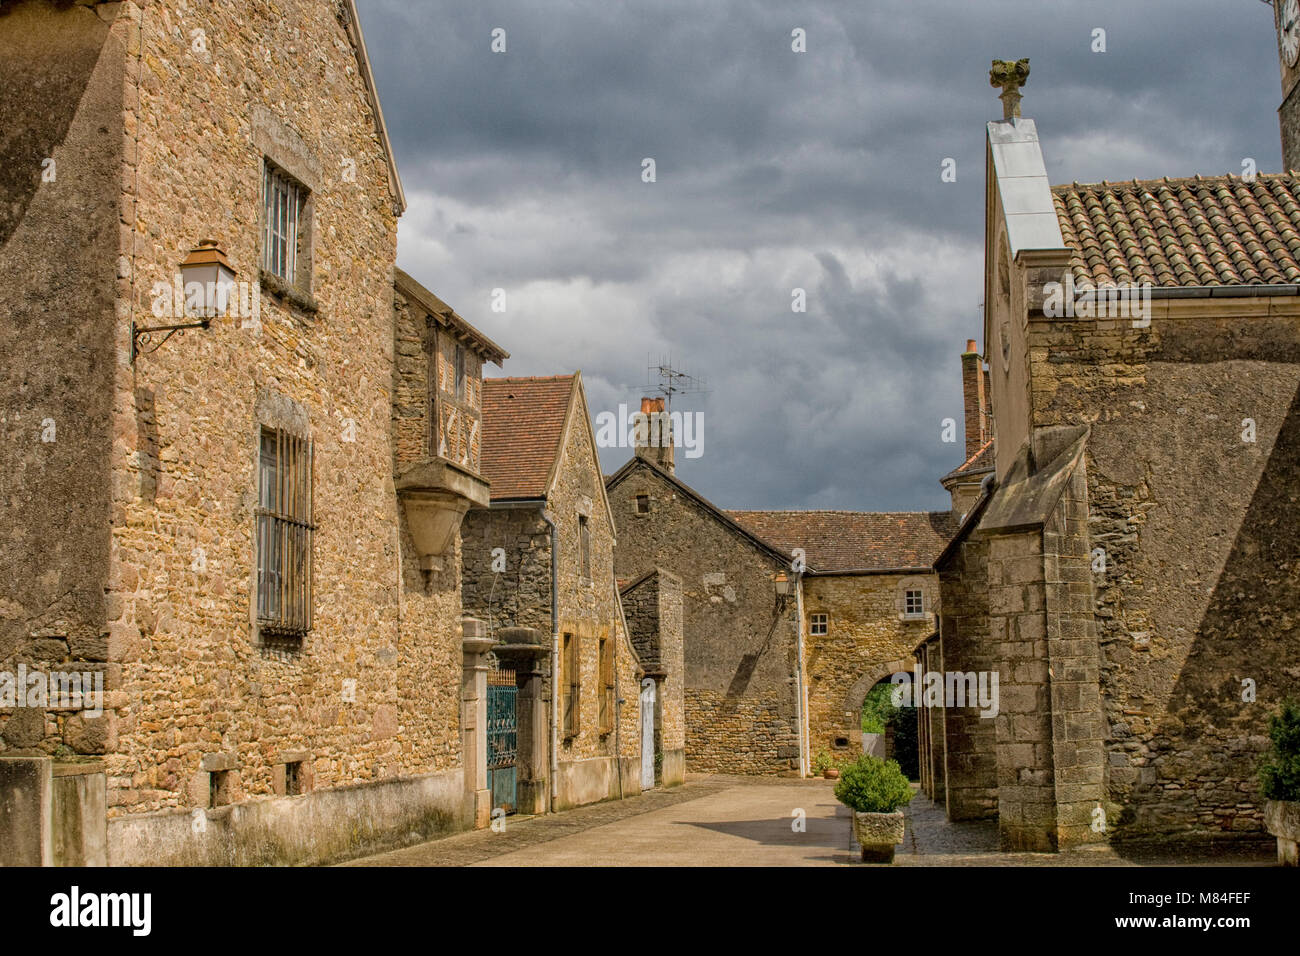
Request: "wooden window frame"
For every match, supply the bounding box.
[454,342,466,400]
[809,612,829,637]
[904,589,925,618]
[255,427,315,640]
[598,637,614,736]
[562,632,581,739]
[262,161,306,285]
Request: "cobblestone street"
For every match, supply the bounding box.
[344,776,1276,867]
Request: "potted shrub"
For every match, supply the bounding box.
[834,755,914,862]
[812,749,840,779]
[1260,699,1300,866]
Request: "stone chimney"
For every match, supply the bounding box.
[634,396,674,474]
[961,339,989,461]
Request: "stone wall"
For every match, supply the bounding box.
[801,573,937,759]
[1026,304,1300,841]
[462,506,554,635]
[607,460,801,774]
[621,568,686,783]
[935,532,998,821]
[0,0,122,757]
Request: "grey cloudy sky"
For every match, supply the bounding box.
[357,0,1282,511]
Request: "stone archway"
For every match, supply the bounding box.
[841,657,913,724]
[834,657,916,770]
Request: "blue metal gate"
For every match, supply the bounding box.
[487,666,517,814]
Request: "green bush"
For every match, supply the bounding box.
[1260,699,1300,802]
[833,755,915,814]
[860,683,896,734]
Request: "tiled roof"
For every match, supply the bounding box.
[941,439,995,485]
[725,510,958,573]
[480,375,575,500]
[1052,174,1300,289]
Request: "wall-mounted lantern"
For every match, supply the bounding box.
[131,239,234,364]
[774,570,793,597]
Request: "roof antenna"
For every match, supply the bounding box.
[639,353,709,415]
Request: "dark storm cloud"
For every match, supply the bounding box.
[357,0,1283,510]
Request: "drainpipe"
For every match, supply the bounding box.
[540,508,560,811]
[794,570,809,778]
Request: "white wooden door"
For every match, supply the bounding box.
[640,678,656,790]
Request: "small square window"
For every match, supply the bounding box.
[905,589,925,617]
[635,495,650,514]
[809,612,828,636]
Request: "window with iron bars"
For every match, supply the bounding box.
[256,428,315,638]
[262,161,303,284]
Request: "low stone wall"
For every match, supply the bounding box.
[0,757,52,865]
[661,748,686,787]
[0,757,106,866]
[53,761,107,866]
[108,768,469,866]
[554,755,640,810]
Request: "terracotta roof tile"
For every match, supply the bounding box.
[480,375,575,500]
[1052,174,1300,289]
[725,510,958,573]
[941,439,995,485]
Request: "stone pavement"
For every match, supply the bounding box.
[343,775,1275,867]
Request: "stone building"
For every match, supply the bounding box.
[726,511,954,764]
[461,373,646,811]
[921,50,1300,851]
[607,452,804,775]
[620,568,686,787]
[0,0,512,865]
[607,423,954,776]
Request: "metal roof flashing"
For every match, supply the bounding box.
[988,118,1069,258]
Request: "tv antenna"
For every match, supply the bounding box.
[641,355,708,413]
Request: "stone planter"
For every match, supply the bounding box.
[851,810,905,863]
[1264,799,1300,867]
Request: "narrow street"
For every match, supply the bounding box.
[343,776,1275,867]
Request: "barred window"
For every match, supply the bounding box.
[262,162,304,283]
[256,428,314,638]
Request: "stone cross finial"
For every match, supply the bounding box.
[989,58,1030,119]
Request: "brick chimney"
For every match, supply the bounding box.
[961,340,989,461]
[634,396,674,474]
